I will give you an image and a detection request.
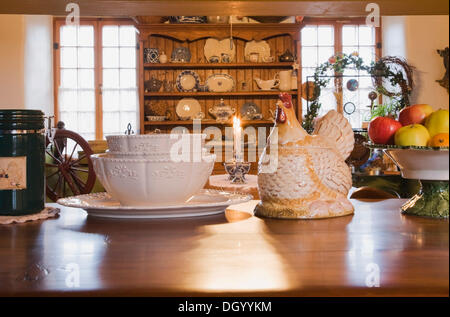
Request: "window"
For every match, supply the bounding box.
[300,19,381,128]
[54,19,138,140]
[301,24,336,117]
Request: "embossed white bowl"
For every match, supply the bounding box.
[106,133,206,154]
[91,153,216,206]
[106,147,209,161]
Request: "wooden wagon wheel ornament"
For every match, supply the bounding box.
[45,129,96,202]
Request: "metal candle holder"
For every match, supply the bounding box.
[224,161,251,184]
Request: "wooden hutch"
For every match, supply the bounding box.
[136,22,302,173]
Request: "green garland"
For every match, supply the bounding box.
[303,52,413,133]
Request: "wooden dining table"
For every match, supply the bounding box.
[0,198,448,297]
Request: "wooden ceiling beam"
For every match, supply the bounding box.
[0,0,448,16]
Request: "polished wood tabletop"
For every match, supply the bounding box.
[0,199,448,297]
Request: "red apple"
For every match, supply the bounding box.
[368,116,402,145]
[398,104,433,126]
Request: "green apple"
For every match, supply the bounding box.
[425,109,449,138]
[395,124,430,147]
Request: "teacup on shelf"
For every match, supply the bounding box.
[208,56,220,63]
[262,56,275,63]
[248,52,259,63]
[221,53,231,63]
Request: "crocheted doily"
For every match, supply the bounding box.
[0,207,60,225]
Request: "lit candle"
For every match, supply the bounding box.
[233,116,242,162]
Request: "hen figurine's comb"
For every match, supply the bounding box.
[279,92,292,108]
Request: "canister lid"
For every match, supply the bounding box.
[0,109,45,131]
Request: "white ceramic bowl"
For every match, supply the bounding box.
[384,148,449,180]
[106,147,209,161]
[91,153,216,206]
[106,133,206,154]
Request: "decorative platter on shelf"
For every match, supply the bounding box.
[365,143,449,219]
[176,70,200,92]
[176,98,202,120]
[57,190,252,219]
[204,38,236,63]
[244,40,271,62]
[205,73,235,92]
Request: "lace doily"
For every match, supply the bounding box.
[0,207,60,225]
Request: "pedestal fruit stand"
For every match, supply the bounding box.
[367,144,449,218]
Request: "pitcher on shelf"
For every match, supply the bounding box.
[277,70,292,91]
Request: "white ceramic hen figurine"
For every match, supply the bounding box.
[255,93,355,219]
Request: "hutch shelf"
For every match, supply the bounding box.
[137,22,302,134]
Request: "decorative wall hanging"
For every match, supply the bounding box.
[436,47,449,93]
[371,56,414,108]
[303,52,415,133]
[301,81,319,101]
[346,79,359,91]
[343,102,356,115]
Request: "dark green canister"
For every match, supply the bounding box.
[0,110,45,216]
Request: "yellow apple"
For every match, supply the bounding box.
[425,109,449,138]
[394,124,430,147]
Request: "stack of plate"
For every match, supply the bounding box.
[57,133,251,218]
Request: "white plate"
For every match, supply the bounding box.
[57,190,252,219]
[176,70,200,92]
[244,40,270,62]
[205,74,235,92]
[176,98,202,119]
[204,38,236,63]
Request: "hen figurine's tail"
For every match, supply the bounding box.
[313,110,354,160]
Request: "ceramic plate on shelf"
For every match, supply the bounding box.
[205,73,235,92]
[57,190,252,219]
[244,40,271,62]
[176,70,200,92]
[176,98,202,119]
[204,38,236,63]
